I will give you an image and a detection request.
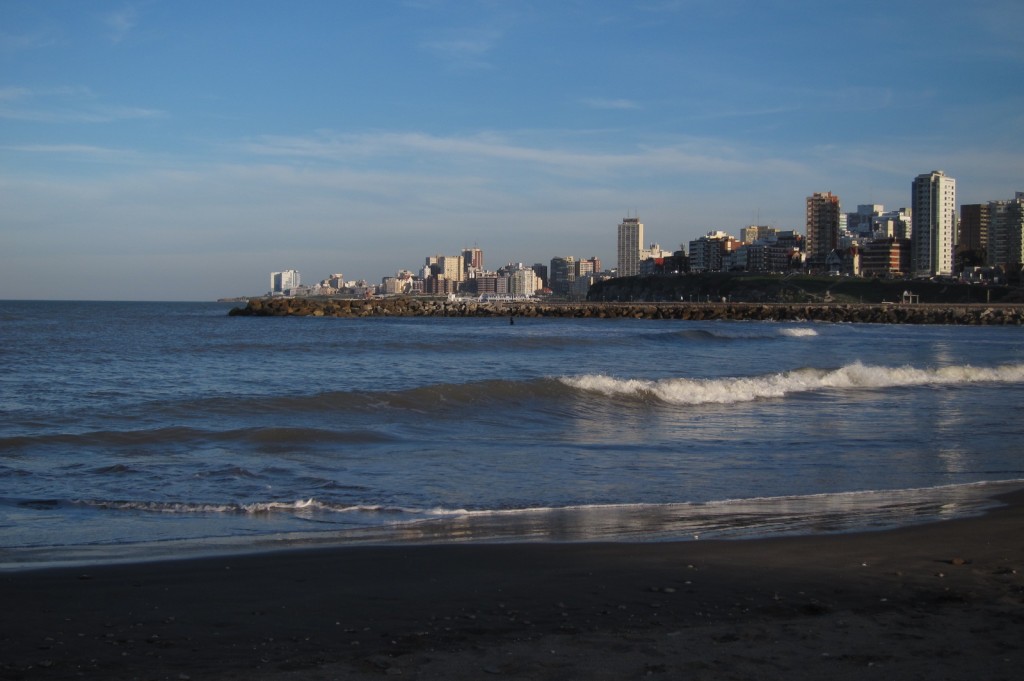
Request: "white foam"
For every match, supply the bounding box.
[74,498,423,517]
[779,327,818,337]
[560,362,1024,406]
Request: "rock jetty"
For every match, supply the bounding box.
[229,297,1024,325]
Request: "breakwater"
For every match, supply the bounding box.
[229,297,1024,325]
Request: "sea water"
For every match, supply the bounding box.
[1,300,1022,567]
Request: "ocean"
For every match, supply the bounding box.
[1,300,1023,568]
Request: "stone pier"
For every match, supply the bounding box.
[229,297,1024,325]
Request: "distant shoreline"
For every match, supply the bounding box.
[229,297,1024,324]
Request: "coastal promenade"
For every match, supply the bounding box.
[230,297,1024,325]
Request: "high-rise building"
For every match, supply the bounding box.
[531,263,548,289]
[805,192,841,271]
[911,170,957,277]
[462,248,483,275]
[425,254,465,283]
[959,204,990,262]
[440,255,464,282]
[549,256,576,296]
[270,269,300,294]
[575,259,594,278]
[617,217,644,276]
[509,269,542,297]
[987,193,1024,271]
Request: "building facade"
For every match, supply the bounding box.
[508,268,542,297]
[270,269,300,294]
[847,205,884,237]
[911,170,957,277]
[805,192,841,271]
[872,208,912,241]
[688,231,738,273]
[740,225,776,244]
[617,217,644,276]
[860,238,911,278]
[549,256,576,296]
[462,248,483,276]
[959,204,989,263]
[987,193,1024,274]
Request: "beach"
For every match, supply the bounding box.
[2,488,1022,681]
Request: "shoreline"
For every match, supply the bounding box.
[3,488,1022,680]
[3,480,1018,573]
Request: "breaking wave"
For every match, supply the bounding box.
[655,325,819,342]
[779,327,818,337]
[559,361,1024,406]
[72,497,452,518]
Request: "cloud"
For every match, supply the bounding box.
[239,129,798,181]
[2,143,137,160]
[104,6,139,44]
[0,87,34,102]
[419,27,502,68]
[0,86,163,123]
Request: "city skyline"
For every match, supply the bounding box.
[2,1,1022,300]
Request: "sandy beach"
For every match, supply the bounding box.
[2,489,1022,681]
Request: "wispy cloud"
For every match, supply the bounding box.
[0,29,59,51]
[0,86,163,123]
[582,98,642,110]
[238,129,800,179]
[103,5,139,44]
[3,143,136,160]
[420,27,502,68]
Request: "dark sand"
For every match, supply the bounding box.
[2,490,1022,681]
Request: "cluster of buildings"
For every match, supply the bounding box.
[633,170,1023,284]
[268,170,1023,299]
[271,252,602,299]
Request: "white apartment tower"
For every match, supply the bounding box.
[911,170,957,277]
[270,269,300,294]
[617,217,644,276]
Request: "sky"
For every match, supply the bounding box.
[2,1,1022,300]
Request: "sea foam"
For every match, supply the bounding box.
[559,362,1024,406]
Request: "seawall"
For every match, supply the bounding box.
[229,297,1024,325]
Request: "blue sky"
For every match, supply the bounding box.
[2,0,1021,300]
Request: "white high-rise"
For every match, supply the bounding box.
[270,269,300,294]
[911,170,957,277]
[617,217,644,276]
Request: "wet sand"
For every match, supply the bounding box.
[2,489,1022,680]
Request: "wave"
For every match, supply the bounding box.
[13,479,1012,550]
[69,497,455,518]
[559,361,1024,406]
[11,361,1019,443]
[646,325,819,343]
[779,327,818,337]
